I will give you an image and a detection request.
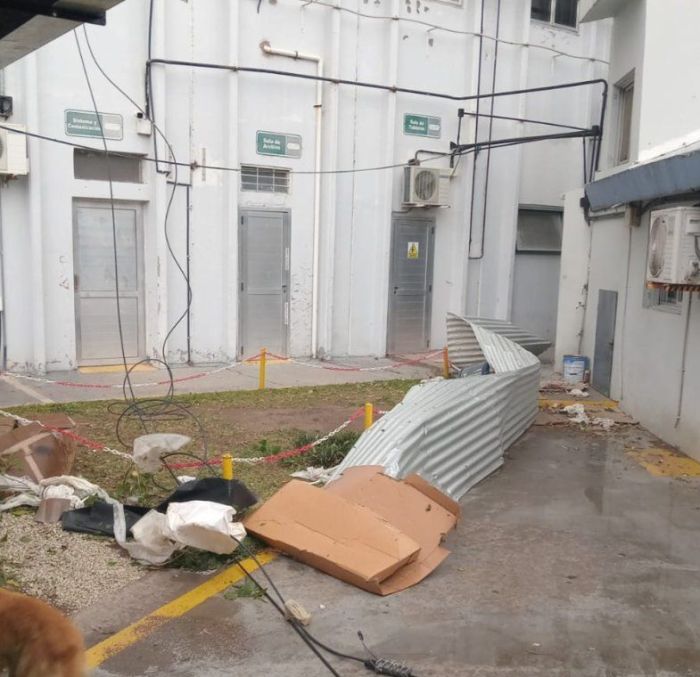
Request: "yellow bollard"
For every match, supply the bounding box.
[364,402,374,430]
[258,347,267,390]
[442,346,450,379]
[221,454,233,480]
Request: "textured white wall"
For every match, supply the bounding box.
[0,0,609,371]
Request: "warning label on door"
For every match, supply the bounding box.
[407,242,420,259]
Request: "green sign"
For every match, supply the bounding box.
[403,114,441,139]
[65,110,123,140]
[256,131,302,158]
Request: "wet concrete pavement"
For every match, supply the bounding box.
[79,423,700,676]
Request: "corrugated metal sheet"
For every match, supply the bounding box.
[329,322,541,500]
[446,313,550,370]
[585,147,700,211]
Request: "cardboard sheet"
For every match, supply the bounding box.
[0,423,76,481]
[244,467,459,595]
[244,480,421,594]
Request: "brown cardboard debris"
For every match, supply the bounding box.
[0,423,76,482]
[244,480,420,593]
[0,413,75,436]
[244,467,459,595]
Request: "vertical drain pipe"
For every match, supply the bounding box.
[260,41,323,357]
[674,293,693,428]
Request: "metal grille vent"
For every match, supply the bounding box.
[414,169,437,202]
[648,215,667,278]
[241,165,290,193]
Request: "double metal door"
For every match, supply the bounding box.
[238,210,290,357]
[387,216,435,354]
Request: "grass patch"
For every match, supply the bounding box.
[223,579,267,602]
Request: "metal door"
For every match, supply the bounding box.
[73,202,145,366]
[387,216,435,354]
[239,210,290,357]
[592,289,618,397]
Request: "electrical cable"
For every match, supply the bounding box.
[229,535,419,676]
[292,0,609,65]
[74,28,209,476]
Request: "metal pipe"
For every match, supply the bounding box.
[259,41,324,359]
[674,293,693,428]
[467,0,486,260]
[473,0,502,261]
[147,58,608,105]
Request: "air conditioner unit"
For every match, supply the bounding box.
[0,124,28,176]
[647,207,700,285]
[402,165,442,206]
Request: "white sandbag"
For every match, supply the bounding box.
[166,500,246,555]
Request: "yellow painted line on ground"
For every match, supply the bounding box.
[86,552,276,668]
[79,364,156,374]
[538,398,618,410]
[627,448,700,478]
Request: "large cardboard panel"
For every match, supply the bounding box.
[0,423,76,481]
[243,480,420,594]
[326,466,459,594]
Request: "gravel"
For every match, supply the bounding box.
[0,512,144,613]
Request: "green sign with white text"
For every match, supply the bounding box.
[403,114,441,139]
[256,131,302,158]
[65,110,123,140]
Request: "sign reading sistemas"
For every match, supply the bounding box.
[65,110,123,140]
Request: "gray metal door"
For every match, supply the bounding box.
[387,216,435,354]
[73,202,145,366]
[239,210,290,357]
[592,289,618,397]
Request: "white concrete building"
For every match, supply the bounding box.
[556,0,700,460]
[0,0,609,373]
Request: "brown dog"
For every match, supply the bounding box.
[0,588,86,677]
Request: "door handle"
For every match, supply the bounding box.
[282,284,288,294]
[393,286,399,295]
[74,274,79,291]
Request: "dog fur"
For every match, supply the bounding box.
[0,589,86,677]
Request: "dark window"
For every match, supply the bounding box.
[532,0,578,27]
[616,76,635,164]
[516,209,563,253]
[531,0,552,22]
[554,0,578,27]
[73,149,142,183]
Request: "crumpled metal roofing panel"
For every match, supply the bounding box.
[329,321,541,500]
[446,313,550,370]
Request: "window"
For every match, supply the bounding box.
[241,165,290,194]
[645,287,684,314]
[616,74,635,164]
[531,0,578,28]
[516,209,563,253]
[73,149,142,183]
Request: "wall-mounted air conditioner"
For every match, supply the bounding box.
[647,207,700,285]
[0,124,28,176]
[402,165,443,207]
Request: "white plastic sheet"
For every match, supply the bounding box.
[132,433,191,473]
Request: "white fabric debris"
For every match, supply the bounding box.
[176,475,197,484]
[290,466,338,484]
[563,403,590,425]
[592,417,615,431]
[166,501,246,555]
[568,388,589,398]
[0,474,113,512]
[132,433,191,473]
[123,510,183,565]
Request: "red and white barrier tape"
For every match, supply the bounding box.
[0,409,132,461]
[0,350,441,391]
[0,407,369,470]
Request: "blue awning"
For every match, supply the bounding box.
[585,148,700,211]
